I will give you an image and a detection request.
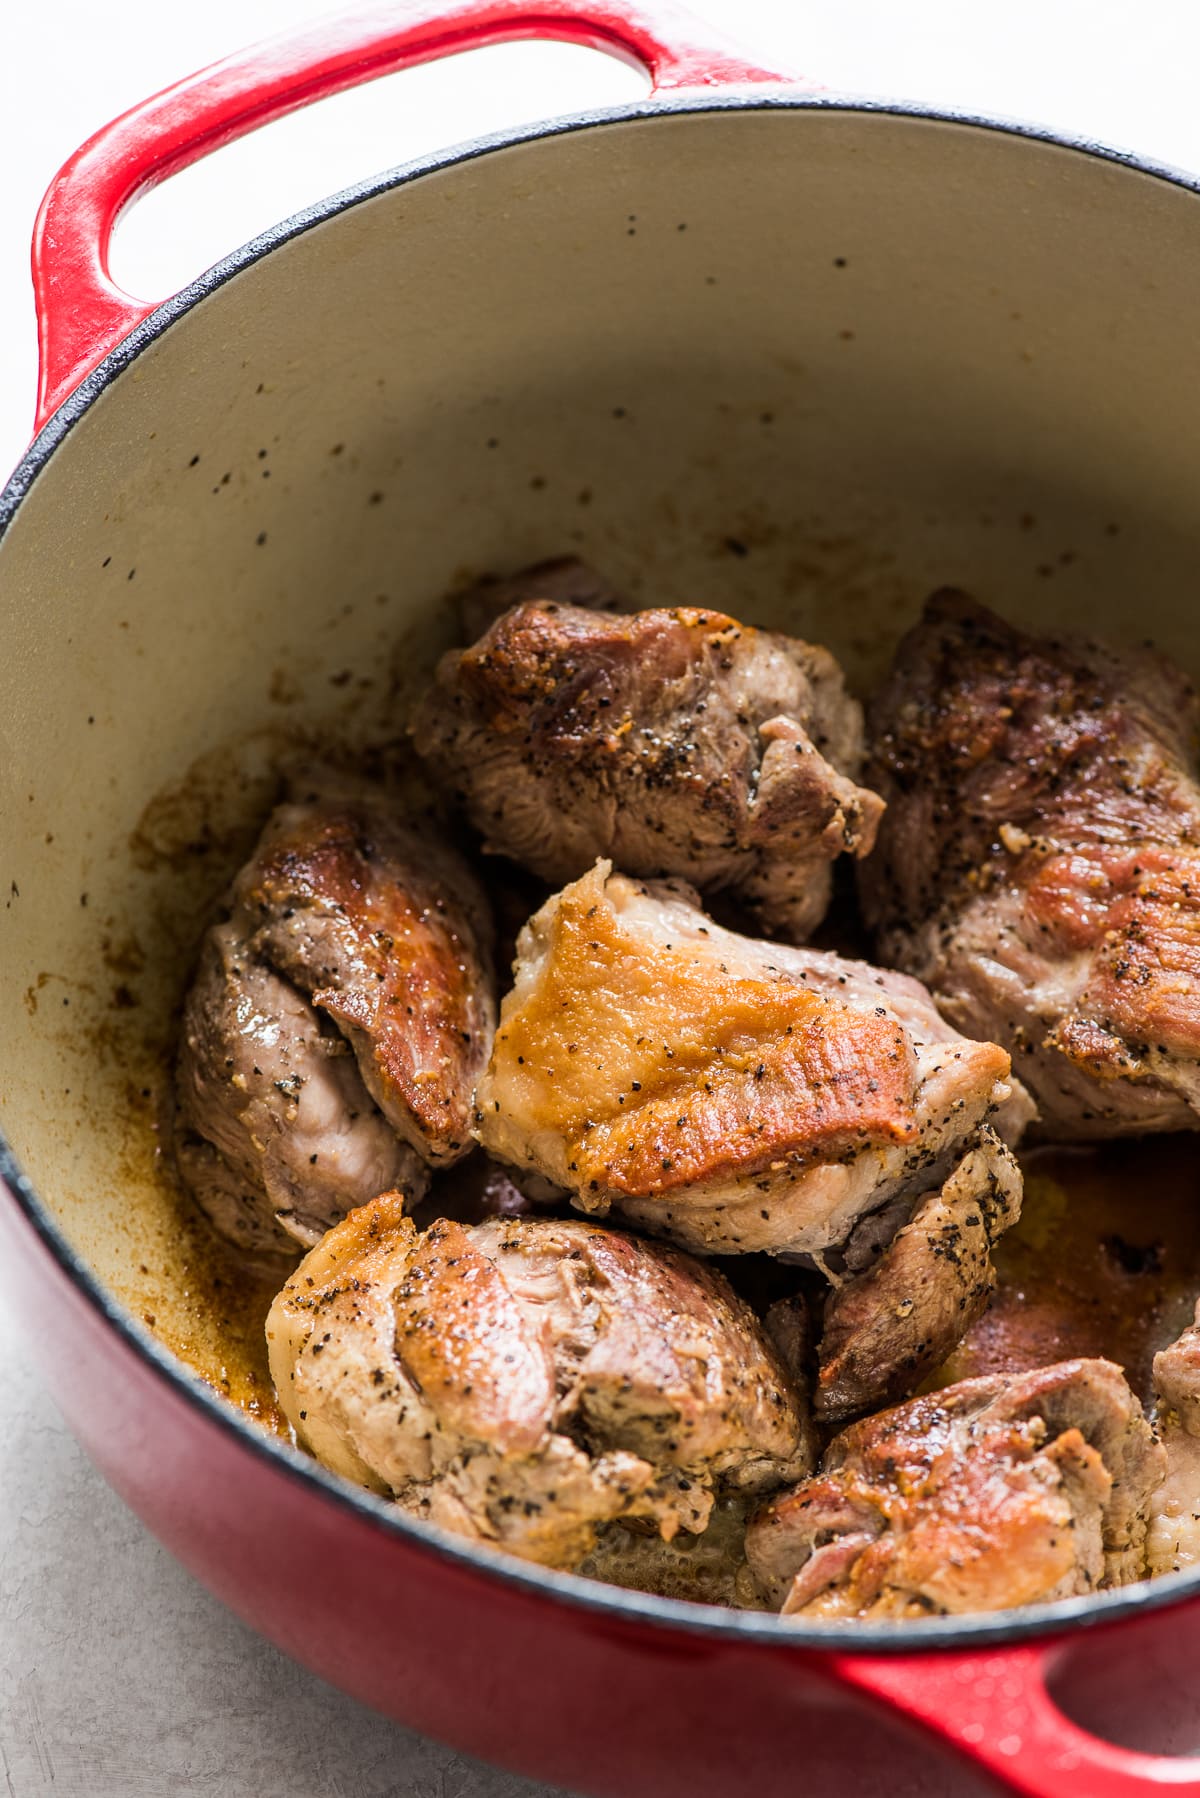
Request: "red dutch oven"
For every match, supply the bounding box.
[5,3,1200,1791]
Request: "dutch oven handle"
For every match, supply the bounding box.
[832,1643,1200,1794]
[30,0,796,433]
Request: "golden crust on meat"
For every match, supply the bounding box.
[239,789,494,1163]
[483,863,922,1204]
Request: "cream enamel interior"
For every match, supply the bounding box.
[4,102,1200,1422]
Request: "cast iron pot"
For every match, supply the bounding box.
[4,3,1200,1792]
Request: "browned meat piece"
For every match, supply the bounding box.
[477,864,1028,1254]
[477,863,1027,1417]
[1148,1302,1200,1576]
[815,1125,1021,1421]
[267,1193,815,1569]
[413,571,884,941]
[745,1360,1164,1619]
[862,591,1200,1138]
[175,924,427,1257]
[176,780,495,1256]
[232,783,495,1163]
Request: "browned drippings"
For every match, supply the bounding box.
[143,1173,289,1434]
[933,1136,1200,1403]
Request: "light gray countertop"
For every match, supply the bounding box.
[7,5,1200,1794]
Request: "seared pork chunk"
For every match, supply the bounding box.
[175,925,427,1257]
[862,591,1200,1137]
[176,782,495,1256]
[477,864,1026,1253]
[477,862,1027,1415]
[231,785,494,1163]
[267,1193,815,1569]
[746,1360,1164,1618]
[1148,1302,1200,1576]
[814,1125,1021,1421]
[414,572,883,940]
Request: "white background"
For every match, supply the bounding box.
[5,3,1200,1793]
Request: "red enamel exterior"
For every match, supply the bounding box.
[11,3,1200,1792]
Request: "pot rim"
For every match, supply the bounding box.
[4,84,1200,1654]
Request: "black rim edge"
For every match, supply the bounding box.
[4,82,1200,1657]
